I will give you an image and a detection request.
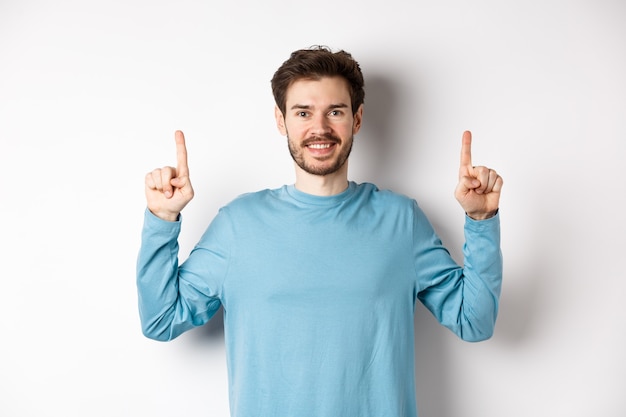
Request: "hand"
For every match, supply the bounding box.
[145,130,195,221]
[454,131,503,220]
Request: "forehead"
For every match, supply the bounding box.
[285,76,351,107]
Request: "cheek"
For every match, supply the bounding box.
[284,121,307,137]
[339,121,357,136]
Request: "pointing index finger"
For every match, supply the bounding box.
[460,130,473,170]
[175,130,189,177]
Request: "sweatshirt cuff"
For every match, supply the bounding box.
[143,208,182,233]
[465,210,500,232]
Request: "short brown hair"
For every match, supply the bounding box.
[271,46,365,116]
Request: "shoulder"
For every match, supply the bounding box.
[220,186,286,213]
[353,182,416,208]
[348,183,422,226]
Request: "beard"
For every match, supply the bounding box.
[287,133,353,176]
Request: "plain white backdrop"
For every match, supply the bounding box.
[1,0,624,416]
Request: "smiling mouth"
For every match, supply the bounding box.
[303,134,341,148]
[307,143,333,149]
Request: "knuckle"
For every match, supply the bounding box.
[160,166,174,179]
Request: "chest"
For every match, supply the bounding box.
[223,217,415,314]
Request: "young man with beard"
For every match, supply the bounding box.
[137,46,503,417]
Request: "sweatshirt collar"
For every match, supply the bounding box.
[285,181,357,206]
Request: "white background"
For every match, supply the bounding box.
[1,0,624,416]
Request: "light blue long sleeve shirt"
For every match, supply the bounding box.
[137,182,502,417]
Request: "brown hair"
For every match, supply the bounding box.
[271,46,365,116]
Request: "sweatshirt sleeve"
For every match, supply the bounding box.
[413,203,503,342]
[136,208,230,341]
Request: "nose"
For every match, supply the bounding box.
[311,113,331,136]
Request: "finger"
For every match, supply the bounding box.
[460,130,473,171]
[486,169,499,193]
[474,166,490,194]
[170,175,188,189]
[160,167,175,198]
[175,130,189,178]
[457,175,480,194]
[145,172,156,190]
[493,175,504,193]
[149,169,164,191]
[476,169,502,194]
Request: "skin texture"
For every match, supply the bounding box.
[144,77,502,221]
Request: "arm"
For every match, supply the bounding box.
[414,206,502,342]
[416,131,504,341]
[136,131,222,341]
[136,210,225,341]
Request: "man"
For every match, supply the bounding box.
[137,46,503,417]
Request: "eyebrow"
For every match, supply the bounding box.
[289,103,350,111]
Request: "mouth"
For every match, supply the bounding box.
[307,143,334,150]
[303,134,340,148]
[304,139,339,158]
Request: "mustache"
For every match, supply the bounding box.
[302,134,341,146]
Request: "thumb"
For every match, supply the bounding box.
[457,175,480,194]
[170,176,187,188]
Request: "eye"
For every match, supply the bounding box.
[297,111,309,117]
[329,110,343,117]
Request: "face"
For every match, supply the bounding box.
[275,76,363,177]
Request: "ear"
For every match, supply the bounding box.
[275,106,287,136]
[352,104,363,134]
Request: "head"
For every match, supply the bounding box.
[271,46,365,179]
[271,46,365,117]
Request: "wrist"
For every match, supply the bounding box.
[149,209,180,222]
[466,209,498,221]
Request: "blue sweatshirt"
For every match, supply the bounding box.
[137,182,502,417]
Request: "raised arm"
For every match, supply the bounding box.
[454,131,503,220]
[416,131,504,341]
[137,130,225,341]
[144,130,195,221]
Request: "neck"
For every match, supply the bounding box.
[293,162,350,196]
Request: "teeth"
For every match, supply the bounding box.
[308,143,332,149]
